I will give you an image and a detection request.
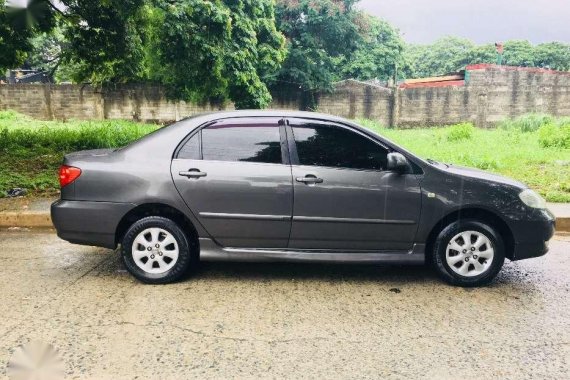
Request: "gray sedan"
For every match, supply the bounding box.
[51,111,555,286]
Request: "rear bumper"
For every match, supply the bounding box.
[51,200,135,249]
[510,209,556,261]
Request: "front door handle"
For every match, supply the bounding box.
[179,169,207,178]
[296,175,323,184]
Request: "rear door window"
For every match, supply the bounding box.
[177,132,201,160]
[177,118,284,164]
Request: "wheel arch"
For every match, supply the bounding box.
[425,207,515,261]
[115,203,200,250]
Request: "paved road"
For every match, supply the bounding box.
[0,230,569,379]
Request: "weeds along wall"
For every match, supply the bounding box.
[1,65,569,127]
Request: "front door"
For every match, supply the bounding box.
[287,118,422,251]
[171,117,293,248]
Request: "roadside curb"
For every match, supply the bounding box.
[557,217,570,233]
[0,212,53,228]
[1,211,569,233]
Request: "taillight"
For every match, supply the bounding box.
[59,165,82,187]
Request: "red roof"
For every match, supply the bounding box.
[399,80,465,89]
[466,63,570,75]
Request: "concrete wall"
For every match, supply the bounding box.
[396,86,470,128]
[0,84,233,123]
[466,66,570,127]
[396,65,570,128]
[317,80,393,126]
[1,65,569,127]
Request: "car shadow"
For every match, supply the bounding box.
[193,261,439,284]
[103,249,542,291]
[105,249,437,284]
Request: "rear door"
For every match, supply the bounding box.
[171,117,293,248]
[286,118,422,251]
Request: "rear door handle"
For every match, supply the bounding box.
[179,169,207,178]
[296,175,323,184]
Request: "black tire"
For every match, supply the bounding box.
[121,216,195,284]
[432,219,505,287]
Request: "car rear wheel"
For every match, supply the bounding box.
[121,216,194,284]
[432,219,505,287]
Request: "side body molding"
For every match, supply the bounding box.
[198,238,425,264]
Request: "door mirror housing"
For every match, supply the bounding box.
[387,152,411,174]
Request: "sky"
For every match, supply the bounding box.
[358,0,570,45]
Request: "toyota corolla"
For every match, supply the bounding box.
[51,111,555,286]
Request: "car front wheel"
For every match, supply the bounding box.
[121,216,194,284]
[432,219,505,287]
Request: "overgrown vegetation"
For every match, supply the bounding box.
[539,123,570,149]
[359,116,570,202]
[496,113,570,148]
[1,111,569,202]
[446,123,474,142]
[0,111,157,195]
[498,113,554,132]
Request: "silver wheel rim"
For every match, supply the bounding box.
[446,230,494,277]
[131,228,179,274]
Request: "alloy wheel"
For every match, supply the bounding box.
[445,230,494,277]
[131,228,179,274]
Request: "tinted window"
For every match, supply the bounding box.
[293,123,388,170]
[178,132,200,159]
[202,119,282,164]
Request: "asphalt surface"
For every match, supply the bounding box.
[0,230,569,380]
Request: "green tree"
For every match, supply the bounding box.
[502,40,535,67]
[0,0,56,72]
[401,38,570,79]
[340,15,404,82]
[149,0,286,109]
[465,43,496,65]
[58,0,149,84]
[272,0,361,93]
[403,36,474,79]
[534,42,570,71]
[26,25,72,79]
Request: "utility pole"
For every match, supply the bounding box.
[389,62,399,128]
[495,42,504,65]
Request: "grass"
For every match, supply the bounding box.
[359,117,570,202]
[0,111,158,196]
[0,110,569,202]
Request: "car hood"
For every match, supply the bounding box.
[443,164,527,189]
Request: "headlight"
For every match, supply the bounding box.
[519,189,546,209]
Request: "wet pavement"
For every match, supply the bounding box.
[0,230,569,379]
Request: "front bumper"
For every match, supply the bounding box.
[510,209,556,261]
[51,200,135,249]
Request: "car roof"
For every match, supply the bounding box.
[123,109,428,171]
[181,109,354,124]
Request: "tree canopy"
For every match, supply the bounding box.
[2,0,570,106]
[272,0,361,93]
[339,15,404,83]
[2,0,286,108]
[149,0,286,108]
[0,0,55,72]
[60,0,149,84]
[404,37,570,79]
[271,0,404,108]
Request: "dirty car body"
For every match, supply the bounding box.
[51,110,555,286]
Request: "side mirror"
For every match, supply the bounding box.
[387,152,411,174]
